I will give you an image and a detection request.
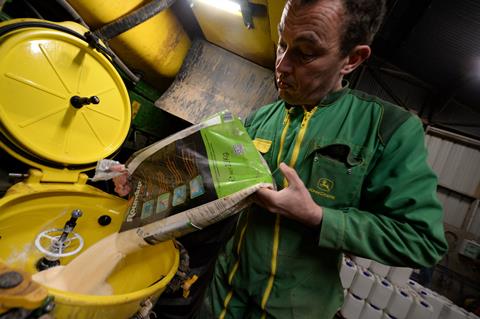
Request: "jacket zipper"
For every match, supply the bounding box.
[220,110,292,318]
[261,107,317,316]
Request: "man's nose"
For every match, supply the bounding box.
[276,51,293,74]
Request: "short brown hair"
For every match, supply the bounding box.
[295,0,386,56]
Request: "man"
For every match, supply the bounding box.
[207,0,448,318]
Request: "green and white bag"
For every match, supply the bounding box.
[122,110,274,244]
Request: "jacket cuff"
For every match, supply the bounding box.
[318,207,345,250]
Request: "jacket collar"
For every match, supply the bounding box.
[284,80,350,110]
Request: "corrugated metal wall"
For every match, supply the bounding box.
[465,200,480,236]
[426,133,480,197]
[437,188,471,228]
[426,128,480,238]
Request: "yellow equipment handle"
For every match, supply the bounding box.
[0,263,49,312]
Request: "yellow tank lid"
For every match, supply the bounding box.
[0,20,131,170]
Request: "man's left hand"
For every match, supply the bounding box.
[253,162,323,227]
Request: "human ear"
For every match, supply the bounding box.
[340,45,371,75]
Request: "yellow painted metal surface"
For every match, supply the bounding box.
[191,1,275,67]
[0,174,179,319]
[0,19,131,169]
[155,39,278,124]
[67,0,191,79]
[0,19,178,318]
[266,0,287,45]
[0,263,48,311]
[190,0,287,68]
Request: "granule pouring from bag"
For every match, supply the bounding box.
[33,111,274,294]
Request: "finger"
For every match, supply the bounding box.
[113,173,128,187]
[256,187,277,199]
[117,189,129,197]
[113,171,131,196]
[123,185,132,195]
[251,192,267,208]
[111,164,126,172]
[254,188,280,211]
[114,185,122,196]
[279,162,303,188]
[262,184,275,190]
[115,184,131,197]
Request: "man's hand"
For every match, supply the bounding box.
[253,163,323,227]
[111,164,131,196]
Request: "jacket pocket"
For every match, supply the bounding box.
[306,141,366,208]
[252,129,276,168]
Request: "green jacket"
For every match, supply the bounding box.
[210,87,448,319]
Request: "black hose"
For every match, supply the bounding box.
[54,0,89,28]
[94,0,177,40]
[23,0,44,19]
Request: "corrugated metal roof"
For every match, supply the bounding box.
[371,0,480,137]
[394,0,480,89]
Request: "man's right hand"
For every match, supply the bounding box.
[253,163,323,227]
[111,164,131,196]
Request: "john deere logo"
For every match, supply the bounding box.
[317,178,334,193]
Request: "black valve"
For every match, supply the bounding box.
[58,209,82,243]
[36,258,60,271]
[70,95,100,109]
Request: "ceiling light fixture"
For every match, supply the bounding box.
[193,0,242,16]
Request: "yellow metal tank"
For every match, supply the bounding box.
[67,0,191,80]
[0,19,178,319]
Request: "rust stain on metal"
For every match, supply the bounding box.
[155,40,278,124]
